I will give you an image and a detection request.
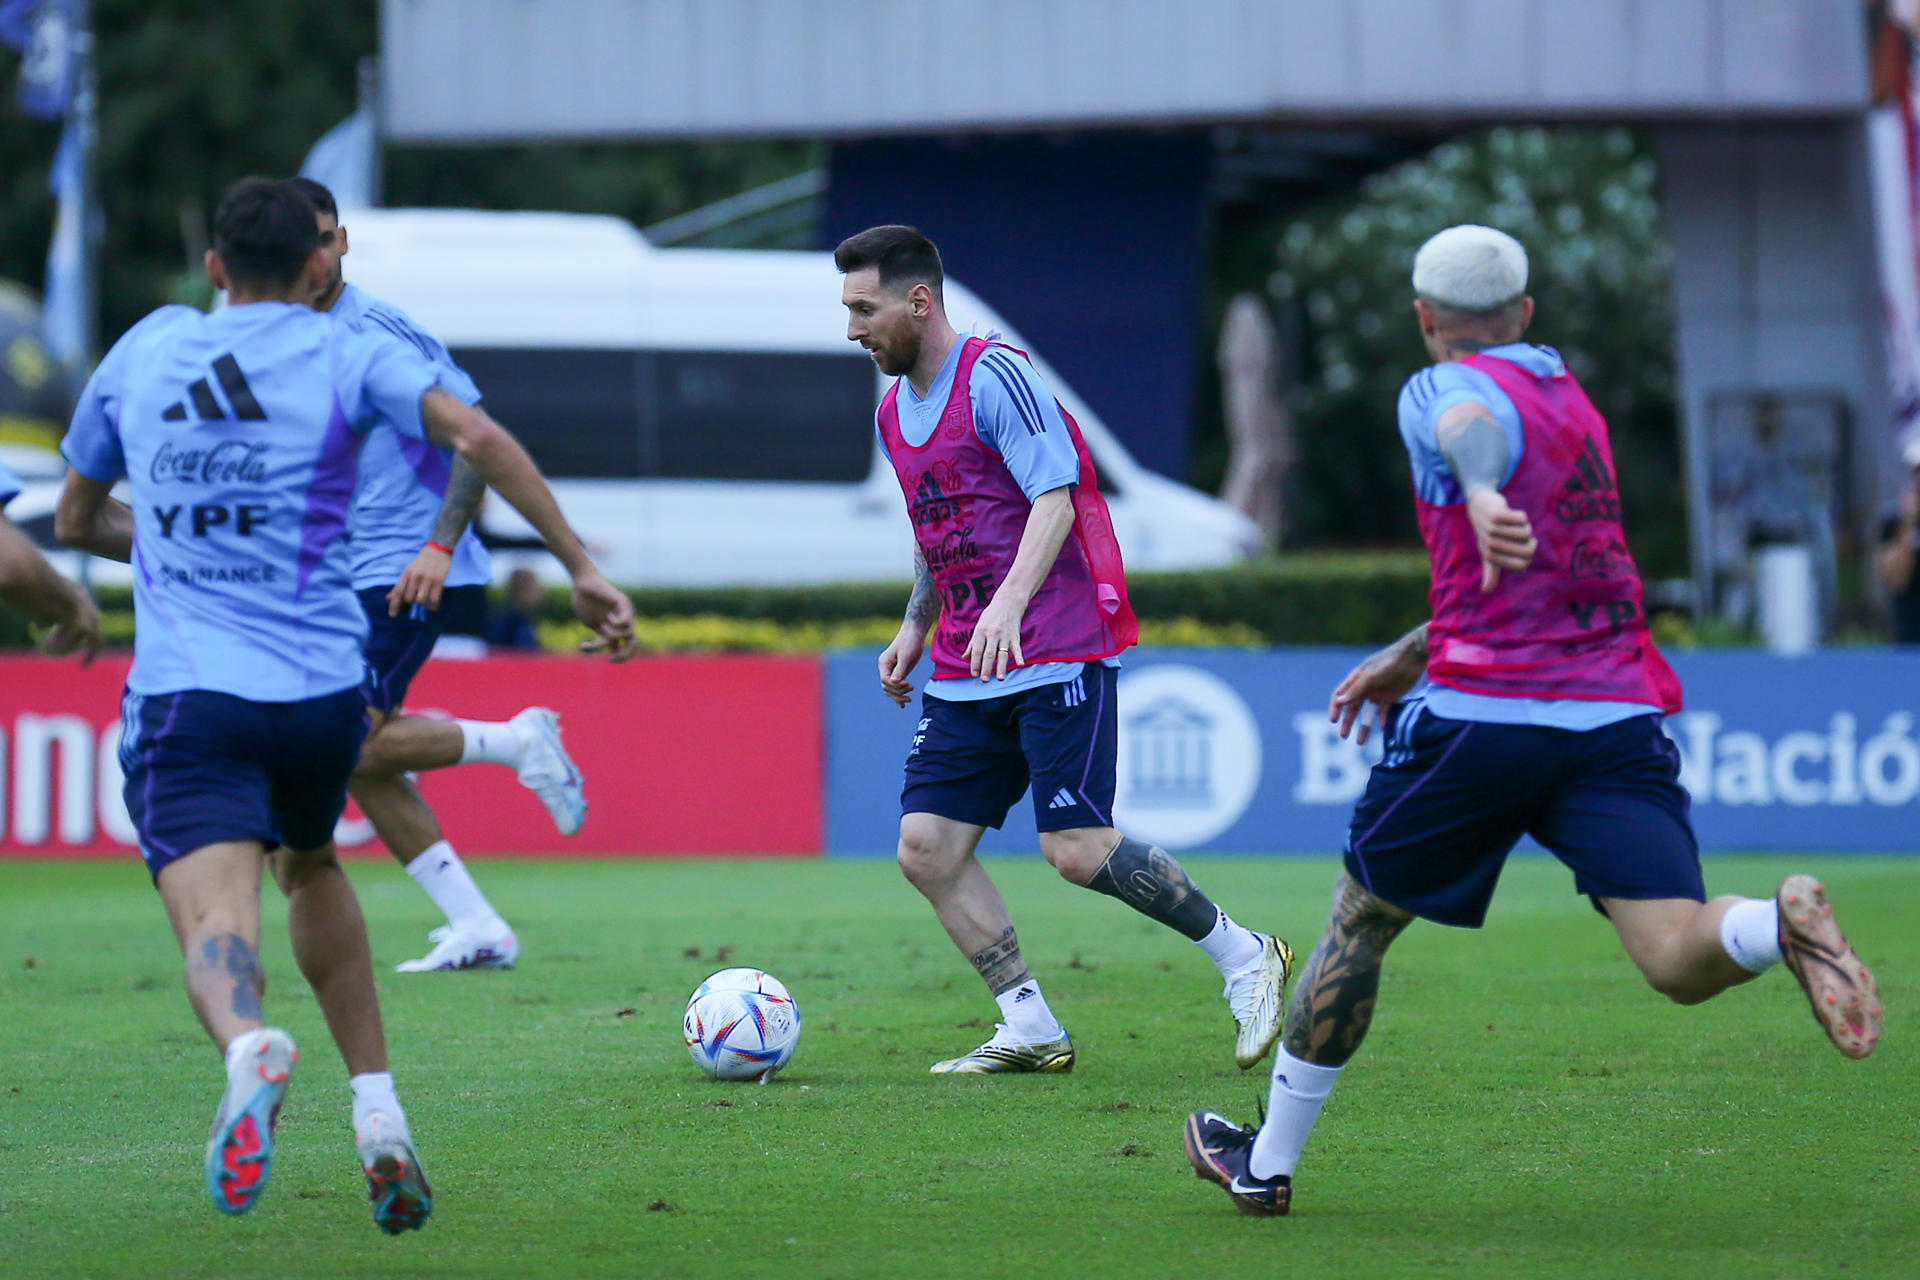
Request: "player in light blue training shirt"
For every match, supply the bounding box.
[334,277,491,590]
[55,178,636,1234]
[60,296,435,698]
[293,178,584,974]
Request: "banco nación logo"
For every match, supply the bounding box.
[1114,665,1262,849]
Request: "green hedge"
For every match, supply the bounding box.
[541,552,1433,646]
[2,553,1436,650]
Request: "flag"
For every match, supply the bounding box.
[300,106,376,209]
[0,0,74,118]
[42,122,84,369]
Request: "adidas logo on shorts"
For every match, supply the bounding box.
[1046,788,1075,810]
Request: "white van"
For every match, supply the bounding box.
[335,208,1262,586]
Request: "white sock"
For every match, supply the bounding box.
[1719,897,1784,973]
[995,979,1066,1044]
[223,1027,268,1075]
[458,719,522,766]
[406,841,499,930]
[350,1071,408,1135]
[1248,1048,1342,1180]
[1196,908,1264,975]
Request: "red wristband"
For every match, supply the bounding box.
[424,541,455,556]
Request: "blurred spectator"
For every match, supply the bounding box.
[1733,396,1827,551]
[485,567,547,650]
[1715,393,1836,646]
[1877,436,1920,645]
[1217,293,1293,551]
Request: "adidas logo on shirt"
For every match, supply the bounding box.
[1557,435,1622,522]
[160,353,269,423]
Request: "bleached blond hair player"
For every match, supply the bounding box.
[1411,223,1530,311]
[1181,223,1882,1219]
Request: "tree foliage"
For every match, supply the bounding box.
[0,1,378,343]
[0,1,814,352]
[2,19,1684,576]
[1201,127,1685,574]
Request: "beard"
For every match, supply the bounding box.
[872,330,921,377]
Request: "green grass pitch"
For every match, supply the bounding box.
[1,854,1914,1280]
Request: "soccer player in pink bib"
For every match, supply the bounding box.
[1182,225,1882,1218]
[837,225,1292,1075]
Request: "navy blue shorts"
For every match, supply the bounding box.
[902,663,1117,833]
[1343,703,1704,928]
[119,686,369,882]
[359,583,488,713]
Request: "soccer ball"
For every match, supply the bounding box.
[684,968,801,1081]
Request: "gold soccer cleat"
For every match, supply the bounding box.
[930,1024,1075,1074]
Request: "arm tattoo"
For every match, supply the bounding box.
[428,455,488,547]
[1437,412,1510,497]
[968,926,1033,996]
[1280,874,1412,1067]
[904,548,939,631]
[194,933,265,1021]
[1394,623,1429,664]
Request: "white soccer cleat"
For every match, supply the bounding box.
[395,918,519,972]
[511,706,586,836]
[1224,933,1294,1070]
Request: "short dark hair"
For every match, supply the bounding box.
[286,175,338,221]
[212,178,320,290]
[833,224,943,296]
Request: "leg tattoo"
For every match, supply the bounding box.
[196,933,265,1022]
[969,926,1034,996]
[1280,876,1412,1067]
[1085,835,1220,941]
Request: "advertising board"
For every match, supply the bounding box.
[0,653,823,857]
[824,649,1920,855]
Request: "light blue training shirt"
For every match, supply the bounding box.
[61,302,444,700]
[1396,341,1659,731]
[0,458,19,509]
[878,339,1119,703]
[329,282,491,591]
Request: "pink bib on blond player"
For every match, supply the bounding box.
[1416,351,1682,713]
[877,338,1137,682]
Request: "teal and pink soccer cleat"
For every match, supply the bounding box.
[204,1027,297,1216]
[358,1111,433,1235]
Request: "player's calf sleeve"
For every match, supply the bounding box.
[1719,897,1784,973]
[1084,835,1220,941]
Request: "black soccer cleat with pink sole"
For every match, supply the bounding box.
[1182,1110,1291,1218]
